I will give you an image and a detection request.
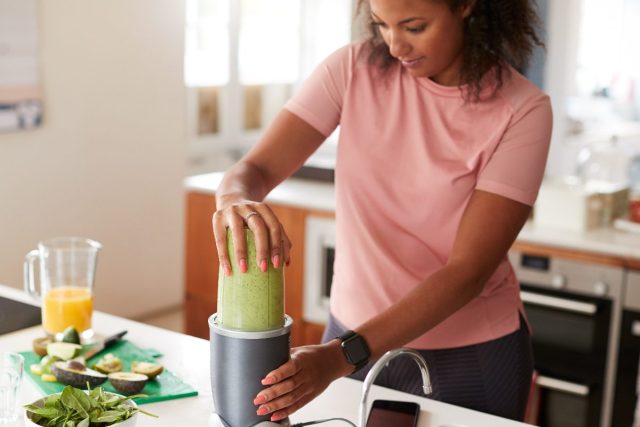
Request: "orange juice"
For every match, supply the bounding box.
[42,286,93,335]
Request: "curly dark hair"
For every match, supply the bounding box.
[356,0,545,101]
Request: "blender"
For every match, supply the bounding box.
[210,228,291,427]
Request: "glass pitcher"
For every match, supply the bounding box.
[23,237,102,340]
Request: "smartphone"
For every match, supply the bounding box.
[366,399,420,427]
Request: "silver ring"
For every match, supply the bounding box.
[244,211,259,222]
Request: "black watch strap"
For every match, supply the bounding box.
[336,330,371,373]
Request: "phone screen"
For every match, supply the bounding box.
[366,399,420,427]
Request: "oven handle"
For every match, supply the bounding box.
[520,290,598,315]
[536,375,590,396]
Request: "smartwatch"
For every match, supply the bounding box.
[336,330,371,373]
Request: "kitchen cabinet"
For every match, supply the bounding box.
[184,190,331,347]
[184,191,217,340]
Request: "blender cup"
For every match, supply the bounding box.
[217,228,284,331]
[210,227,290,426]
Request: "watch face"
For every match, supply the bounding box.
[344,335,370,365]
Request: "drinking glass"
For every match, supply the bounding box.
[23,237,102,340]
[0,352,24,424]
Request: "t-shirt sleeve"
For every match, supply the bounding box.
[283,44,352,137]
[475,93,553,206]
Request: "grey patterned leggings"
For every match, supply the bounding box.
[322,313,534,422]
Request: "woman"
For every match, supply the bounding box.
[212,0,552,422]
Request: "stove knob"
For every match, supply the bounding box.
[594,281,608,296]
[551,274,567,289]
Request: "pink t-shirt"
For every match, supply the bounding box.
[284,42,552,349]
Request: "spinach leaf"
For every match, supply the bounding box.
[24,385,157,427]
[60,387,91,418]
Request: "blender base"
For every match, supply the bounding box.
[255,421,291,427]
[210,413,291,427]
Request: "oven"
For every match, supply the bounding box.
[510,250,624,427]
[612,271,640,427]
[303,216,335,325]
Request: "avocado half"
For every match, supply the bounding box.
[108,372,148,395]
[51,361,108,388]
[94,353,123,374]
[131,361,163,380]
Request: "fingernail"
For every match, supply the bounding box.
[223,263,232,276]
[257,407,269,416]
[261,376,276,385]
[271,413,285,422]
[239,259,247,273]
[260,259,267,272]
[272,254,280,268]
[254,395,266,405]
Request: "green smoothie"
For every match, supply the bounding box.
[217,228,285,331]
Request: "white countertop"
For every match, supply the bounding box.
[184,172,336,213]
[184,172,640,261]
[0,284,530,427]
[516,221,640,260]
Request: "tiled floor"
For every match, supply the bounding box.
[139,306,185,334]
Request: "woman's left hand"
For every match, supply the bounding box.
[254,341,354,422]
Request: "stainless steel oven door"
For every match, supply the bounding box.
[521,287,610,368]
[531,374,592,427]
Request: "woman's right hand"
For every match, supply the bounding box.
[212,200,292,276]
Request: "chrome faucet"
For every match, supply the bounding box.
[358,348,432,427]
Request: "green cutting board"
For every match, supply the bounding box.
[20,340,198,405]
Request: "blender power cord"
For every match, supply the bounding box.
[291,417,357,426]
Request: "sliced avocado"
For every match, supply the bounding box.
[39,355,60,375]
[50,361,107,388]
[131,361,163,379]
[47,342,82,361]
[94,353,123,374]
[108,372,148,395]
[61,326,81,344]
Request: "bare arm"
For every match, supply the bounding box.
[356,189,531,358]
[213,109,327,274]
[255,189,532,421]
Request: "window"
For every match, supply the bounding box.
[569,0,640,127]
[542,0,640,178]
[184,0,353,170]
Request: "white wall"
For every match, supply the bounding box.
[0,0,187,318]
[543,0,583,178]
